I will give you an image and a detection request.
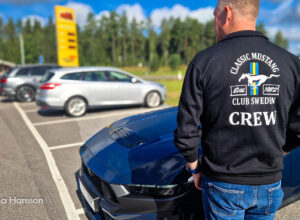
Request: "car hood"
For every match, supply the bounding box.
[81,107,196,185]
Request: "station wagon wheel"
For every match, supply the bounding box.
[145,91,161,108]
[16,85,35,102]
[65,97,87,117]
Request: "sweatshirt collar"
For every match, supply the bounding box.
[220,30,269,42]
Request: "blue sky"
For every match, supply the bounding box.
[0,0,299,54]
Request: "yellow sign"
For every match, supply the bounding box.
[55,6,79,67]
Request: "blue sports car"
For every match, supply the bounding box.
[77,107,300,220]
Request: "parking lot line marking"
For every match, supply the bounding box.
[32,109,154,127]
[18,102,36,106]
[24,108,39,113]
[75,208,85,215]
[14,102,80,220]
[50,142,84,150]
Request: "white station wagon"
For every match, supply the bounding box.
[36,67,166,117]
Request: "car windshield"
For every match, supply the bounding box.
[41,71,55,82]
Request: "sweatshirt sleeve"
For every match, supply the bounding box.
[282,61,300,152]
[174,62,203,163]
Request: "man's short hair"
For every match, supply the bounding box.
[217,0,260,18]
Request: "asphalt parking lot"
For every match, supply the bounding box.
[0,97,167,220]
[0,97,299,220]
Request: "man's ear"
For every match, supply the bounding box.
[224,6,233,24]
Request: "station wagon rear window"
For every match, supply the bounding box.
[61,72,82,80]
[41,72,55,82]
[107,71,132,82]
[83,71,107,81]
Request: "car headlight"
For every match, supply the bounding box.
[111,182,193,198]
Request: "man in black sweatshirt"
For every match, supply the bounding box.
[174,0,300,219]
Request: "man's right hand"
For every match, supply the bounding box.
[193,172,203,191]
[283,151,289,156]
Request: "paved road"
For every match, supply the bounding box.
[0,97,299,220]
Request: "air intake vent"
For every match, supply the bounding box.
[109,127,147,148]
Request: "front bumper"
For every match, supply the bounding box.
[77,165,204,220]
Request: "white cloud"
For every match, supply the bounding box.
[189,7,215,23]
[266,25,300,54]
[266,26,300,41]
[150,4,214,27]
[116,3,146,23]
[260,0,300,54]
[95,10,109,20]
[94,4,213,27]
[270,0,293,24]
[22,15,46,26]
[261,0,300,25]
[65,1,93,27]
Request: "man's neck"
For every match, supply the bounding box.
[224,26,256,38]
[230,20,257,33]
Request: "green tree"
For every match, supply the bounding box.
[0,17,4,59]
[108,11,120,66]
[204,20,215,48]
[96,15,112,65]
[22,19,44,63]
[120,13,129,66]
[170,18,184,55]
[158,19,171,66]
[147,18,157,63]
[134,20,146,66]
[43,17,57,63]
[169,53,181,70]
[274,31,289,49]
[79,12,99,65]
[256,22,267,36]
[33,19,44,63]
[129,18,138,66]
[185,18,204,64]
[149,53,160,72]
[4,17,20,63]
[23,18,35,63]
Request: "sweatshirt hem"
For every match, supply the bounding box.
[203,172,282,185]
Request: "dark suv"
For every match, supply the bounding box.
[0,64,60,102]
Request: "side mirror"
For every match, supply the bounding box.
[131,78,137,83]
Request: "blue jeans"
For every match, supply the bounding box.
[201,176,284,220]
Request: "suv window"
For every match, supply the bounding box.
[107,71,132,82]
[61,72,82,80]
[15,68,31,76]
[31,67,50,76]
[83,71,107,82]
[2,67,16,77]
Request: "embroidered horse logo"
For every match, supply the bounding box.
[238,73,280,87]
